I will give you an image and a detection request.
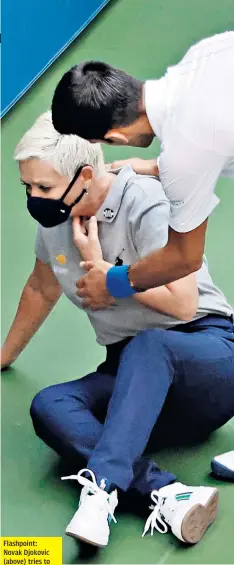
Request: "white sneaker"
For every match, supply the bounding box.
[61,469,118,547]
[143,482,219,544]
[211,450,234,480]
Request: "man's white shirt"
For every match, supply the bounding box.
[145,31,234,232]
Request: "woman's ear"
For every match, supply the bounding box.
[80,165,93,184]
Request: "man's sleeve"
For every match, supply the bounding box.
[159,129,226,233]
[34,225,50,263]
[128,178,170,258]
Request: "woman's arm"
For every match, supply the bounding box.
[134,273,199,321]
[1,259,61,369]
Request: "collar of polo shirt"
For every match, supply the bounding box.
[144,77,168,141]
[96,165,136,223]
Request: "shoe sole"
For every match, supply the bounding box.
[65,530,108,548]
[181,489,219,544]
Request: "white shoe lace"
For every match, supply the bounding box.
[61,468,117,523]
[142,490,168,537]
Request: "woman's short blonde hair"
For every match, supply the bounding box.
[14,111,105,179]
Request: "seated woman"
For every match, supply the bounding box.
[2,112,234,549]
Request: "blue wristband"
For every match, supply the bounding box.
[106,265,137,298]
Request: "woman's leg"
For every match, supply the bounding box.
[30,369,175,490]
[88,319,234,493]
[30,371,115,463]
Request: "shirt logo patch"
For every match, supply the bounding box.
[53,265,68,275]
[115,249,125,266]
[103,208,115,219]
[56,254,67,265]
[171,200,184,207]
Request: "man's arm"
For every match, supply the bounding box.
[109,129,226,289]
[128,132,225,288]
[129,221,207,289]
[1,259,61,369]
[128,184,200,314]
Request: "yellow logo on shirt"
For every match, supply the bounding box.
[56,254,67,265]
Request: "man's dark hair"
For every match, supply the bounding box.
[52,61,143,140]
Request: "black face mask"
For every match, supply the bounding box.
[27,165,88,228]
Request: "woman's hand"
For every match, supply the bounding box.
[73,216,103,262]
[1,346,15,371]
[73,217,116,309]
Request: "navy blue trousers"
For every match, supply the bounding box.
[31,316,234,494]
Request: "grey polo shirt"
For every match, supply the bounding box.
[35,166,233,345]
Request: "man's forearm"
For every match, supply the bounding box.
[129,221,207,290]
[1,277,60,367]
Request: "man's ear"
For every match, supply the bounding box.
[104,130,129,145]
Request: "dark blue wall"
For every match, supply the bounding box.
[1,0,110,117]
